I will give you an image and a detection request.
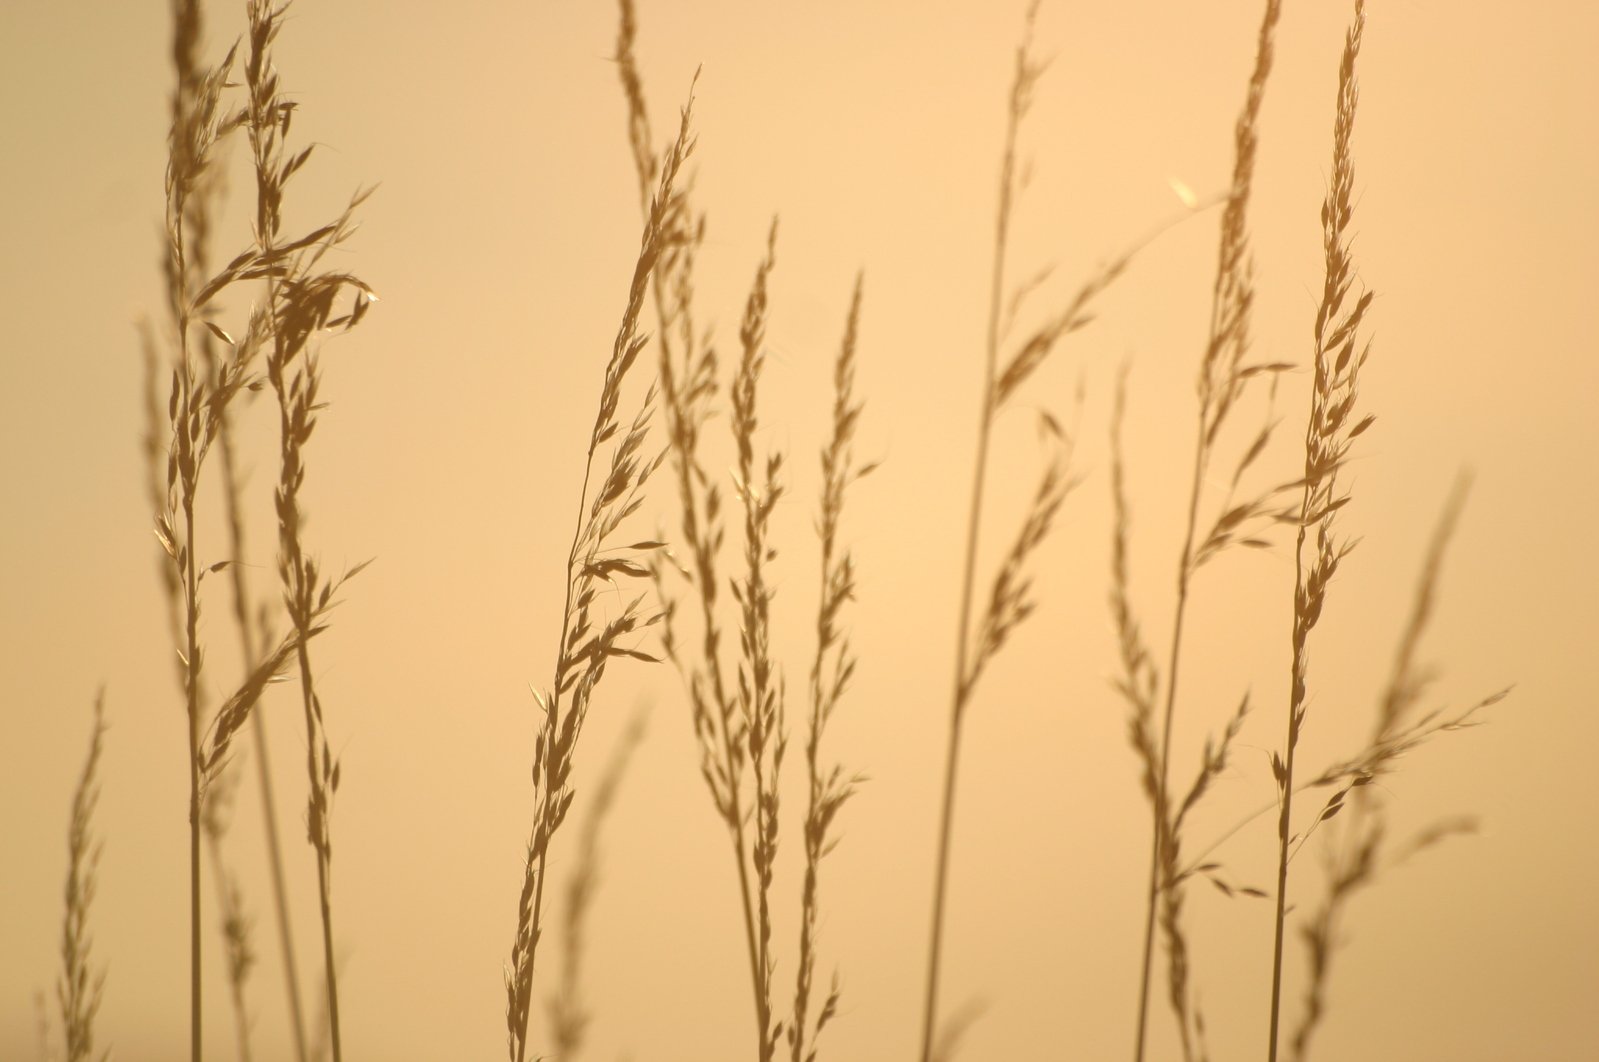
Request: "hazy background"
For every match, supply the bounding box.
[2,0,1595,1059]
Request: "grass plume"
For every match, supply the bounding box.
[1115,3,1287,1058]
[1267,4,1369,1055]
[1283,477,1502,1059]
[917,2,1155,1054]
[239,5,378,1058]
[503,85,691,1062]
[155,9,244,1052]
[789,276,869,1062]
[36,2,1515,1058]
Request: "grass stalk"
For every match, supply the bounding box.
[917,9,1033,1056]
[503,90,690,1062]
[789,276,867,1062]
[1268,6,1368,1057]
[158,8,241,1051]
[201,772,256,1062]
[614,8,780,1055]
[1124,4,1282,1059]
[243,5,378,1058]
[200,158,307,1059]
[922,0,1138,1052]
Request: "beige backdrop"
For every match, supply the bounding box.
[2,1,1595,1059]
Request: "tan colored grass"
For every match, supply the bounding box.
[56,691,108,1062]
[235,5,380,1060]
[617,8,873,1059]
[1281,477,1503,1061]
[503,81,692,1062]
[152,4,375,1059]
[1266,3,1371,1055]
[1109,2,1289,1058]
[789,275,869,1062]
[154,10,247,1054]
[916,0,1174,1055]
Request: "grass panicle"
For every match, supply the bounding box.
[198,4,311,1045]
[1267,4,1369,1056]
[155,7,250,1053]
[789,276,869,1062]
[503,85,692,1062]
[731,219,790,1062]
[919,2,1145,1055]
[1117,3,1288,1059]
[237,6,379,1059]
[1282,477,1502,1060]
[618,11,872,1058]
[57,692,109,1062]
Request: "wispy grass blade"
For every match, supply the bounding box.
[789,276,869,1062]
[504,85,692,1062]
[58,692,109,1062]
[1268,5,1368,1056]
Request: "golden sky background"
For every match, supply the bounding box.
[2,1,1595,1059]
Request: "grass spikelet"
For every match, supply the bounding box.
[503,86,692,1062]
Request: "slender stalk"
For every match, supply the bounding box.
[184,445,203,1062]
[300,664,343,1062]
[166,24,204,1047]
[245,658,309,1062]
[1266,581,1305,1062]
[1131,438,1203,1062]
[725,734,769,1060]
[170,133,207,1062]
[216,385,310,1062]
[918,12,1027,1058]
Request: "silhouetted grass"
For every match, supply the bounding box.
[55,693,108,1062]
[502,75,690,1062]
[38,1,1504,1059]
